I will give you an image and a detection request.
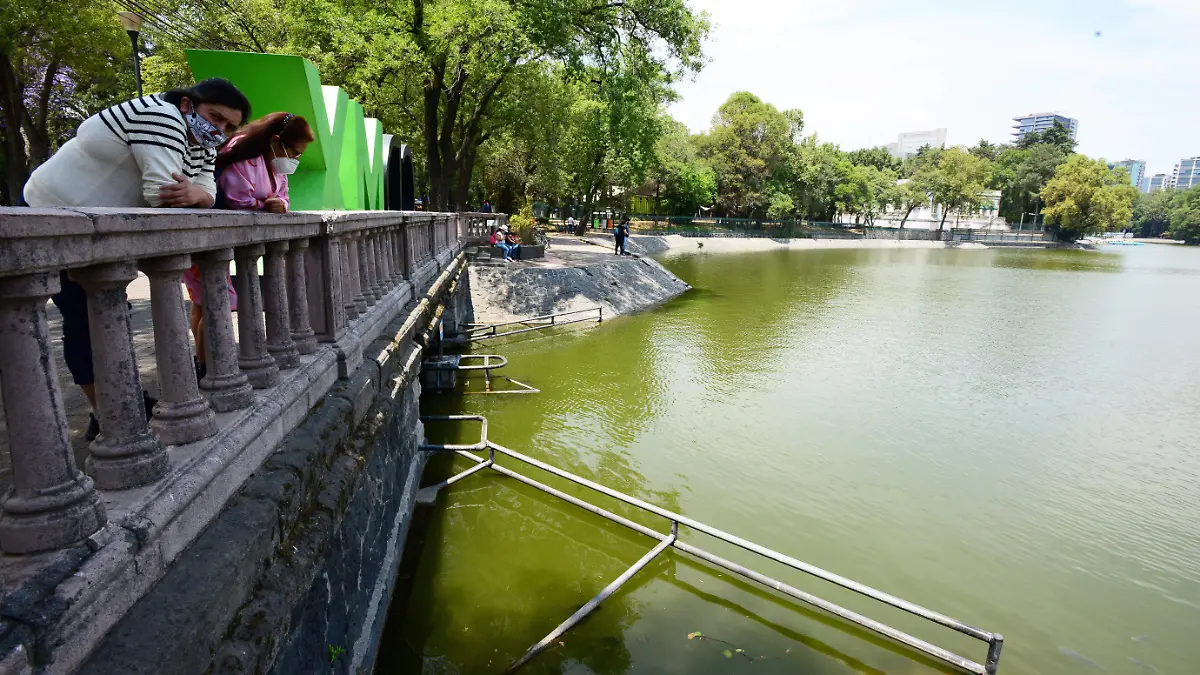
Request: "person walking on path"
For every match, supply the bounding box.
[183,112,314,379]
[22,78,251,440]
[614,218,631,255]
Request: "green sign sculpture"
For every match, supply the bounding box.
[186,50,389,211]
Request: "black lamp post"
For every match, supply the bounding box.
[118,12,143,97]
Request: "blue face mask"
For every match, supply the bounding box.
[186,110,227,149]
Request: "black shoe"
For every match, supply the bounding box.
[195,357,207,384]
[85,414,100,442]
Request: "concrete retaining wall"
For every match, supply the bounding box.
[70,283,465,675]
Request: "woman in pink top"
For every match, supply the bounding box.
[183,112,314,379]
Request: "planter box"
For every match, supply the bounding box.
[515,244,545,260]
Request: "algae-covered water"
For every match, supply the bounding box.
[377,245,1200,675]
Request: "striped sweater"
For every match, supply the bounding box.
[23,94,217,208]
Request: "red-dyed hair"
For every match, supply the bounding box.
[216,111,314,170]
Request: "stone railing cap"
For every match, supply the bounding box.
[63,207,256,232]
[0,206,95,237]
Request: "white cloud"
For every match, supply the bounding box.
[670,0,1200,175]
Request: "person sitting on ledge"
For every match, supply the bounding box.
[21,78,251,440]
[181,112,314,380]
[491,224,518,262]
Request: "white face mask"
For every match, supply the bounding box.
[271,144,300,175]
[271,156,300,175]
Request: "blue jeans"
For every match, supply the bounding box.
[495,242,516,259]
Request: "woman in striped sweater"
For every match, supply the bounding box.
[22,78,251,440]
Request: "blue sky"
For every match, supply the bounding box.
[668,0,1200,177]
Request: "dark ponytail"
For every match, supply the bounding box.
[161,78,251,125]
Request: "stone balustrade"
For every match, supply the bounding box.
[0,208,474,556]
[462,212,508,245]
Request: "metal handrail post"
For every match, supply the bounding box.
[986,636,1004,675]
[507,524,678,673]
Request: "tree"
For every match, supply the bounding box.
[0,0,131,203]
[968,139,1004,162]
[928,147,991,232]
[1041,155,1139,240]
[700,91,792,217]
[648,117,715,215]
[847,146,900,173]
[844,145,902,171]
[991,143,1068,224]
[789,134,844,221]
[138,0,709,211]
[1167,185,1200,244]
[892,178,929,229]
[1130,189,1173,238]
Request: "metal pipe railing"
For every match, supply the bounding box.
[466,307,603,340]
[421,423,1003,674]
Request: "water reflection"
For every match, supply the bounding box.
[383,245,1200,675]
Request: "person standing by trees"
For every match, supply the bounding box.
[21,78,251,439]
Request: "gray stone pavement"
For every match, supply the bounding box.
[0,274,166,496]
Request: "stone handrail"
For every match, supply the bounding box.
[462,212,508,244]
[0,208,481,555]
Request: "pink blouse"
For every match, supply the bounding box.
[218,152,289,211]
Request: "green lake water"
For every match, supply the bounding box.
[378,245,1200,675]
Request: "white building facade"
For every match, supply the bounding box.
[1109,159,1145,188]
[884,128,948,160]
[1170,157,1200,191]
[1012,113,1078,142]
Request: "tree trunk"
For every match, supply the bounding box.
[0,53,31,205]
[938,204,950,235]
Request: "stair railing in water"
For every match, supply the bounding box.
[419,417,1005,674]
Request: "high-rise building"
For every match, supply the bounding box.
[1012,113,1078,142]
[1108,159,1145,188]
[1171,157,1200,191]
[883,128,947,159]
[1148,174,1171,192]
[1140,176,1151,193]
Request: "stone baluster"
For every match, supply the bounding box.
[287,238,318,354]
[263,241,300,370]
[0,273,106,553]
[139,255,217,446]
[233,245,279,388]
[388,227,404,283]
[376,229,393,292]
[194,249,254,412]
[400,224,412,280]
[341,236,361,321]
[70,263,169,489]
[356,233,377,306]
[367,231,385,297]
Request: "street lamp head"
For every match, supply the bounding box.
[118,11,143,33]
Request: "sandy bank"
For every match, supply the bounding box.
[468,237,690,324]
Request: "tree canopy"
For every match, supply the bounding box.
[1041,155,1139,240]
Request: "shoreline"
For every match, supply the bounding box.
[579,232,982,256]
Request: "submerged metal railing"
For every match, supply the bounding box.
[466,307,603,341]
[419,417,1005,674]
